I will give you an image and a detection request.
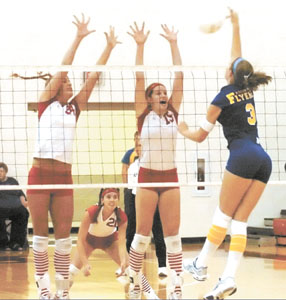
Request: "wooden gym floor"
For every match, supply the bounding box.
[0,236,285,299]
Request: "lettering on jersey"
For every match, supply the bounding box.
[226,89,254,105]
[106,217,117,227]
[163,112,174,124]
[65,104,75,115]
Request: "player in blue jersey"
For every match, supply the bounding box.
[179,9,272,300]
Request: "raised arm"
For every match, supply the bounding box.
[127,22,150,118]
[160,24,183,113]
[74,26,121,110]
[39,14,95,102]
[230,9,242,62]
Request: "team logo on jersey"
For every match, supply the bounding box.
[163,112,174,124]
[65,104,75,115]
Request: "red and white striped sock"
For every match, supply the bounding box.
[32,235,50,298]
[54,238,72,298]
[168,251,183,294]
[129,247,144,292]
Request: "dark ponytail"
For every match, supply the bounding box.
[231,58,272,91]
[11,72,52,87]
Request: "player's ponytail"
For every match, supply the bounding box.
[231,58,272,91]
[11,72,53,87]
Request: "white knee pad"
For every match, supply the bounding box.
[55,237,72,255]
[231,219,247,236]
[33,235,49,252]
[164,235,182,253]
[131,234,151,253]
[212,206,232,228]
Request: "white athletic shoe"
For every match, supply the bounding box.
[115,267,127,276]
[168,270,183,300]
[54,273,70,299]
[128,269,141,299]
[183,257,208,281]
[158,267,168,277]
[143,289,160,299]
[35,273,53,299]
[203,277,237,300]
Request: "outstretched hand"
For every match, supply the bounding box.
[160,24,178,43]
[127,22,150,45]
[73,13,96,39]
[104,26,121,48]
[228,8,239,26]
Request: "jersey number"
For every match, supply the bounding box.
[107,218,116,227]
[245,103,256,125]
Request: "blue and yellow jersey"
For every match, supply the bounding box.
[211,84,259,147]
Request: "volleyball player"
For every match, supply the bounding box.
[127,22,184,299]
[69,188,159,299]
[25,15,120,299]
[179,9,272,299]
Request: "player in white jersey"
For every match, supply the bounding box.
[69,188,159,299]
[127,22,184,299]
[22,14,121,299]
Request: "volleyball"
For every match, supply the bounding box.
[199,20,224,34]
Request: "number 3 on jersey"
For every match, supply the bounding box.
[245,103,256,125]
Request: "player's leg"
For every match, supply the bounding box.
[159,188,183,299]
[128,187,157,298]
[28,192,52,299]
[50,193,73,299]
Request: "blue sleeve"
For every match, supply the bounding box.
[211,89,229,109]
[121,148,134,164]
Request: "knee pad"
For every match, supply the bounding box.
[55,237,72,255]
[164,235,182,253]
[230,220,247,252]
[33,235,49,252]
[131,234,151,253]
[212,206,232,228]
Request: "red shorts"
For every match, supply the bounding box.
[27,166,73,196]
[86,232,118,250]
[138,167,179,193]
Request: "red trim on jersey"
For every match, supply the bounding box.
[137,104,178,134]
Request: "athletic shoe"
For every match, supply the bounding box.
[115,267,127,276]
[158,267,168,277]
[128,269,141,299]
[143,289,160,299]
[168,270,183,300]
[35,273,52,300]
[203,277,237,300]
[183,257,207,281]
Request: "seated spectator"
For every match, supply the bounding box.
[0,162,29,251]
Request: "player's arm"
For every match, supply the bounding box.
[230,9,242,62]
[77,211,92,276]
[160,24,183,113]
[178,105,221,143]
[128,22,150,118]
[117,220,129,274]
[39,14,95,103]
[75,27,121,110]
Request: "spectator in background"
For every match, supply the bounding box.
[0,162,29,251]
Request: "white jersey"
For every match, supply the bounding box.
[33,98,80,164]
[128,158,140,195]
[138,107,178,170]
[87,205,127,237]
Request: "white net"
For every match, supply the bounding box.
[0,65,285,189]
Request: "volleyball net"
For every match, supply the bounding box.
[0,65,285,191]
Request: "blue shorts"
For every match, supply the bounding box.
[226,139,272,183]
